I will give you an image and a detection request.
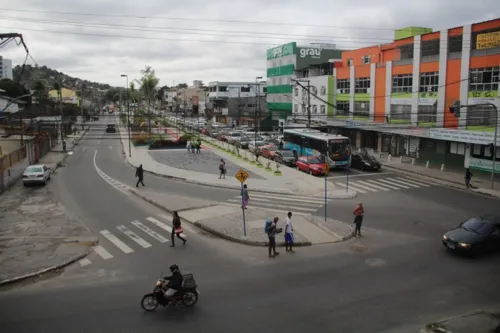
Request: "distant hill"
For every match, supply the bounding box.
[13,64,112,91]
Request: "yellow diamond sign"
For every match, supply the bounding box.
[235,168,249,183]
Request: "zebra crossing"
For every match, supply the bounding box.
[332,176,435,195]
[79,215,187,267]
[222,192,328,215]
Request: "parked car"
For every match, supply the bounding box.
[22,164,51,186]
[442,215,500,255]
[261,144,279,160]
[248,140,266,154]
[350,151,381,171]
[106,124,116,133]
[274,150,296,167]
[296,156,327,176]
[223,131,243,143]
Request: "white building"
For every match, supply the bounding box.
[208,81,267,99]
[0,56,13,80]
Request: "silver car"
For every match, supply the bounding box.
[22,164,51,186]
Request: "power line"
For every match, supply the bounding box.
[0,8,410,31]
[0,15,396,43]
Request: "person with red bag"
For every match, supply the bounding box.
[170,211,187,247]
[352,202,364,238]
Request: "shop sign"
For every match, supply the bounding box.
[429,128,498,145]
[267,42,296,60]
[469,157,500,173]
[476,31,500,50]
[299,48,322,58]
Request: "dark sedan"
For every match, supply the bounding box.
[442,215,500,255]
[274,150,296,167]
[350,152,381,171]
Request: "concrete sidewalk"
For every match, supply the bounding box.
[118,124,356,198]
[130,188,353,246]
[381,156,500,199]
[0,183,97,286]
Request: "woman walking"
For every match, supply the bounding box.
[219,159,226,179]
[352,202,364,237]
[170,211,186,247]
[242,184,250,209]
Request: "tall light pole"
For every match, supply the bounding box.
[121,74,131,157]
[255,76,263,144]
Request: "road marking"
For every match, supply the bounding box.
[93,149,131,195]
[377,178,411,189]
[226,199,318,212]
[93,245,114,260]
[145,217,187,238]
[365,179,400,190]
[396,177,431,187]
[386,178,420,188]
[220,203,311,216]
[117,225,152,248]
[334,182,368,194]
[100,230,134,254]
[328,171,392,179]
[238,196,325,207]
[248,193,330,204]
[79,258,92,267]
[131,221,169,243]
[349,181,379,192]
[356,180,390,191]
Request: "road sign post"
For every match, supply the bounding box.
[235,168,249,237]
[346,165,349,193]
[324,164,329,222]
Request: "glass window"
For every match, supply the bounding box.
[391,74,413,93]
[461,218,494,235]
[469,67,499,92]
[336,101,349,117]
[419,72,439,93]
[336,79,350,94]
[354,77,370,94]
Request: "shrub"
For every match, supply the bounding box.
[132,133,149,145]
[149,139,184,149]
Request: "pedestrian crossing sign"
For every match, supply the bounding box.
[235,168,249,183]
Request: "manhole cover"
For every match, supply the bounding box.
[365,258,386,267]
[349,243,367,253]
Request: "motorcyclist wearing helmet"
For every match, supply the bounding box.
[163,264,183,305]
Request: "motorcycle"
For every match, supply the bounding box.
[141,273,200,311]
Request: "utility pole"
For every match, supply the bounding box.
[57,80,64,147]
[306,80,311,128]
[81,84,85,123]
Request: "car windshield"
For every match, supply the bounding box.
[26,166,43,173]
[308,157,322,164]
[328,139,350,155]
[461,218,494,235]
[280,150,294,157]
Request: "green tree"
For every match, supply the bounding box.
[134,66,159,132]
[0,78,31,104]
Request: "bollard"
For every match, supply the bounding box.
[440,164,445,172]
[388,154,392,162]
[412,158,415,165]
[399,156,403,163]
[425,161,429,168]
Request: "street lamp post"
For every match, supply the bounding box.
[121,74,131,157]
[254,76,263,145]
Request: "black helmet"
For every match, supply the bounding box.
[169,264,179,273]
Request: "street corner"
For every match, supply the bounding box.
[303,215,354,242]
[421,310,500,333]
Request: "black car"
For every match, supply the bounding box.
[106,124,116,133]
[350,152,381,171]
[442,215,500,255]
[274,150,296,167]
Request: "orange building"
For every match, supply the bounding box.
[325,18,500,174]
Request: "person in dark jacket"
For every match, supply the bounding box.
[170,211,186,247]
[135,164,145,187]
[465,168,473,189]
[163,264,184,306]
[352,202,364,237]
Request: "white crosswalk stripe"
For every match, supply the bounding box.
[93,245,113,260]
[100,230,134,254]
[332,176,439,195]
[131,221,169,243]
[117,225,152,248]
[223,193,329,214]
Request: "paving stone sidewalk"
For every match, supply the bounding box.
[0,182,97,286]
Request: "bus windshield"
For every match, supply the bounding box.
[328,139,350,156]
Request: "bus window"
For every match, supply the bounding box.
[329,139,350,156]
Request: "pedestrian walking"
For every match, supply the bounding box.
[284,212,294,253]
[352,202,364,237]
[170,211,187,247]
[219,159,226,179]
[465,168,473,189]
[196,140,201,153]
[135,164,145,187]
[242,184,249,209]
[267,217,280,258]
[186,140,191,152]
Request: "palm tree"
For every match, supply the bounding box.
[133,66,159,134]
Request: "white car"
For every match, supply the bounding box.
[22,164,51,186]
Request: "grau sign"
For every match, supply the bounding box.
[295,48,343,70]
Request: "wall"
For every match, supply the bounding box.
[0,138,23,155]
[292,75,329,118]
[2,157,29,191]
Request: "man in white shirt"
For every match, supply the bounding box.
[284,211,294,253]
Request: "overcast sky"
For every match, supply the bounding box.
[0,1,498,88]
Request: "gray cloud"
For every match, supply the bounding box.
[0,0,498,87]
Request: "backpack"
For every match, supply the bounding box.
[264,220,271,233]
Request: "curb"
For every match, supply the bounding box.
[383,164,500,199]
[420,309,500,333]
[303,216,355,241]
[128,188,312,247]
[0,249,91,287]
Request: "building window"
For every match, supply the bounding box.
[263,87,267,93]
[448,35,463,53]
[399,44,414,59]
[362,55,371,64]
[320,86,326,95]
[471,144,500,162]
[293,104,299,113]
[311,86,318,95]
[466,104,497,127]
[390,104,411,122]
[355,77,370,94]
[347,58,353,66]
[354,101,369,118]
[240,86,250,92]
[311,105,317,113]
[301,104,306,113]
[336,101,349,117]
[419,72,439,93]
[392,74,413,93]
[320,105,326,114]
[469,67,499,92]
[421,39,440,57]
[294,87,298,96]
[417,104,437,123]
[218,86,227,92]
[336,79,350,94]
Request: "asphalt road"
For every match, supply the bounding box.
[1,115,500,332]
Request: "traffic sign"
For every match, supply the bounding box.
[235,168,249,183]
